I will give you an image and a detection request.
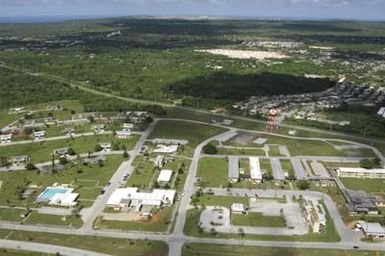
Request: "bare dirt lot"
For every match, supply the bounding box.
[195,49,288,60]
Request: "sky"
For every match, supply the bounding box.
[0,0,384,21]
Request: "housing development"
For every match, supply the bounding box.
[0,9,385,256]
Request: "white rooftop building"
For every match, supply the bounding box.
[249,157,262,184]
[116,130,131,139]
[0,134,12,144]
[153,144,179,154]
[123,123,134,130]
[157,170,173,184]
[33,131,46,140]
[99,143,112,152]
[106,187,176,209]
[337,167,385,179]
[359,221,385,239]
[228,156,239,183]
[231,203,246,213]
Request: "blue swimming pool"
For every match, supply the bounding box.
[38,188,69,201]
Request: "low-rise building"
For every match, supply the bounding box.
[337,167,385,179]
[153,144,179,154]
[116,130,131,139]
[304,199,326,233]
[231,203,246,214]
[99,143,112,152]
[9,107,25,114]
[64,127,75,137]
[57,118,90,127]
[223,119,234,125]
[11,155,29,167]
[106,187,176,209]
[123,123,134,131]
[33,131,46,140]
[249,157,262,184]
[154,155,165,168]
[228,156,239,183]
[0,134,12,144]
[92,124,106,133]
[346,189,379,215]
[53,147,69,158]
[157,170,173,184]
[359,221,385,239]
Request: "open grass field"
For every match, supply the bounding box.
[197,157,228,187]
[0,155,123,208]
[95,206,174,232]
[216,147,266,156]
[260,159,272,175]
[231,212,286,227]
[0,249,49,256]
[183,243,385,256]
[0,229,168,256]
[0,208,25,222]
[280,159,295,177]
[268,144,282,156]
[149,120,227,147]
[340,178,385,193]
[24,212,83,228]
[0,134,140,164]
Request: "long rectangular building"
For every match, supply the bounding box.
[249,157,262,184]
[228,156,239,183]
[337,167,385,178]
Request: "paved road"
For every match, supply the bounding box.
[0,239,109,256]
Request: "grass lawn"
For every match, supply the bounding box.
[280,159,295,177]
[260,159,272,175]
[197,158,228,187]
[340,178,385,193]
[0,249,49,256]
[0,109,22,129]
[95,207,174,232]
[183,243,384,256]
[149,120,227,147]
[2,230,168,256]
[0,134,140,164]
[0,155,123,208]
[265,136,345,157]
[0,208,25,222]
[127,156,157,189]
[268,145,282,156]
[231,212,286,227]
[216,148,266,156]
[24,212,83,228]
[323,162,361,169]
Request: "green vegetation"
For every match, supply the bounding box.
[0,229,168,256]
[202,143,218,154]
[0,249,49,256]
[24,212,83,228]
[216,147,266,156]
[193,196,249,208]
[231,212,286,228]
[340,178,385,193]
[280,159,295,180]
[197,158,228,187]
[183,243,384,256]
[360,158,382,169]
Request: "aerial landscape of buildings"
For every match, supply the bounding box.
[0,1,384,255]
